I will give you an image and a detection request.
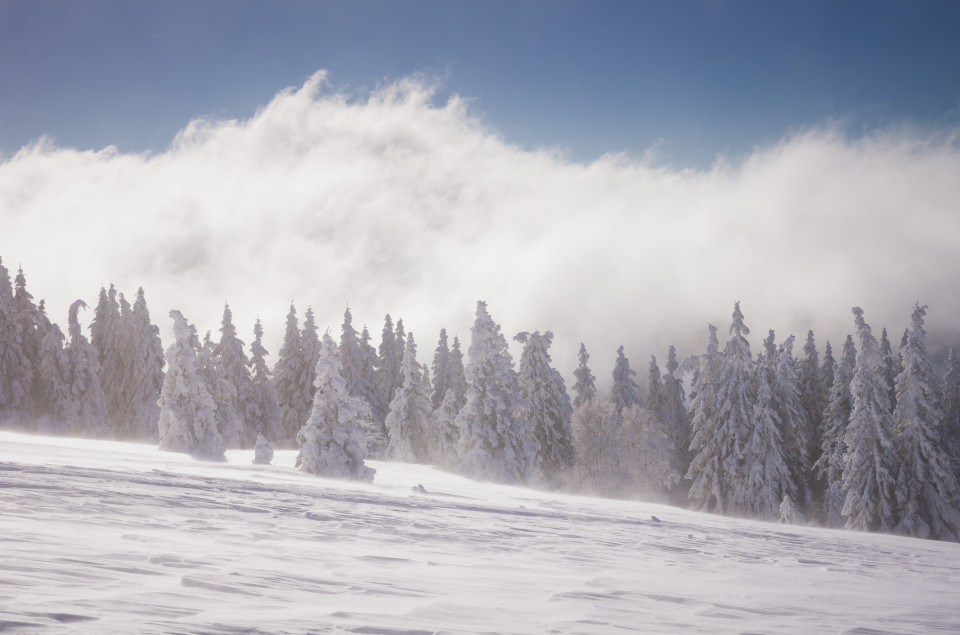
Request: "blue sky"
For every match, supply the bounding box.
[2,1,959,166]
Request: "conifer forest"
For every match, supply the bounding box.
[2,255,959,542]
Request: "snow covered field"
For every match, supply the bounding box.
[1,431,958,634]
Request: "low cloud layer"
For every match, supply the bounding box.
[3,70,960,385]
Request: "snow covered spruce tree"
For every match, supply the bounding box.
[340,307,387,454]
[214,303,258,448]
[799,331,826,471]
[384,332,433,462]
[90,285,125,435]
[300,307,322,411]
[879,327,900,411]
[610,345,641,417]
[359,323,389,448]
[739,345,797,520]
[12,267,42,420]
[571,395,621,495]
[431,328,453,410]
[941,348,960,474]
[64,300,109,438]
[34,303,72,434]
[377,314,404,408]
[0,258,34,428]
[710,302,756,516]
[158,311,224,460]
[248,318,284,445]
[662,345,690,479]
[448,336,467,406]
[773,335,812,507]
[572,342,597,408]
[122,288,165,441]
[817,334,857,526]
[681,324,723,513]
[274,304,306,446]
[429,387,462,469]
[296,333,375,482]
[892,304,960,540]
[456,301,539,484]
[841,307,899,533]
[198,329,244,449]
[515,331,575,480]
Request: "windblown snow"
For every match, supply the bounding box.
[1,431,957,633]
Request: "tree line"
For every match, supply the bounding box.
[1,256,958,541]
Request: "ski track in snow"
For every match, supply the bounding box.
[1,431,958,633]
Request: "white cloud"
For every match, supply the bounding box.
[3,70,960,385]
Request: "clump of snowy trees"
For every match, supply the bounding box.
[4,253,960,540]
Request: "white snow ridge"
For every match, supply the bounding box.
[1,431,958,633]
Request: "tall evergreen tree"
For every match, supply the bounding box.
[34,303,72,435]
[817,334,857,526]
[214,303,257,448]
[515,331,575,479]
[274,303,305,446]
[892,304,960,540]
[89,284,125,435]
[431,328,453,410]
[65,300,110,438]
[158,310,224,460]
[842,307,899,533]
[739,356,796,519]
[799,330,826,469]
[377,314,403,408]
[880,327,899,410]
[447,335,467,409]
[941,348,960,475]
[339,308,384,443]
[640,356,682,496]
[300,307,322,406]
[13,267,41,418]
[124,288,165,441]
[662,345,690,477]
[248,318,284,445]
[296,333,375,481]
[456,301,539,484]
[359,324,389,450]
[572,342,597,408]
[712,302,756,516]
[0,258,34,428]
[683,324,723,513]
[385,332,433,462]
[198,328,245,449]
[610,346,641,417]
[774,335,812,506]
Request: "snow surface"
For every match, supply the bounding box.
[1,431,958,633]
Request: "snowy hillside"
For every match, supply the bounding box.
[1,431,958,634]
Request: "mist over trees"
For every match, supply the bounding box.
[2,253,959,541]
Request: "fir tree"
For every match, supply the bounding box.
[0,258,34,428]
[456,301,539,484]
[941,348,960,475]
[377,314,403,408]
[682,324,723,513]
[274,303,305,446]
[515,331,575,479]
[34,303,72,434]
[842,307,899,533]
[124,288,165,441]
[296,334,375,481]
[431,328,453,410]
[90,284,125,435]
[892,304,960,540]
[880,327,899,411]
[359,324,389,453]
[340,308,385,443]
[385,332,433,462]
[65,300,110,438]
[198,328,244,449]
[447,335,467,409]
[158,310,224,460]
[428,388,462,469]
[572,342,597,408]
[774,335,812,506]
[739,350,797,519]
[215,303,257,448]
[248,318,284,445]
[662,345,690,478]
[817,334,857,527]
[300,307,322,407]
[799,331,826,470]
[610,345,641,417]
[13,266,41,419]
[712,302,756,516]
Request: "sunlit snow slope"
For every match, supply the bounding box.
[1,431,958,633]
